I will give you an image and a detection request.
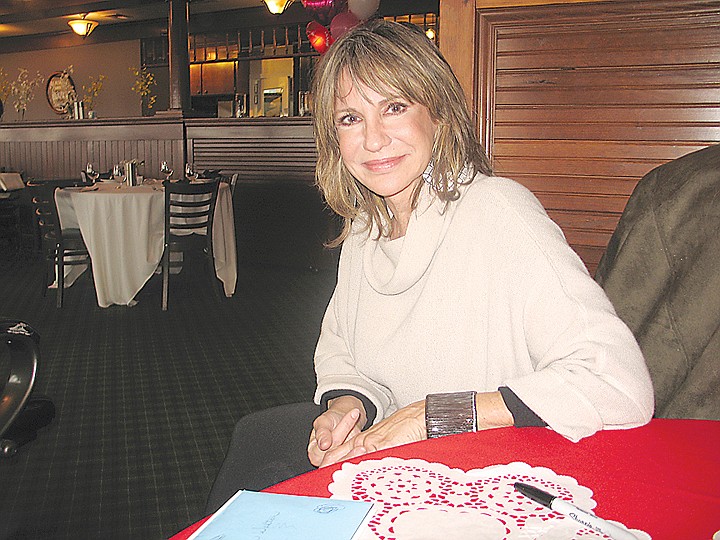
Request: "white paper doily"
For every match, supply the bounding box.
[328,459,650,540]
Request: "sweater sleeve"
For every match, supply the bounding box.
[498,386,547,427]
[493,182,654,441]
[313,286,396,423]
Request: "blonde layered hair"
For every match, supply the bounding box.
[312,19,492,246]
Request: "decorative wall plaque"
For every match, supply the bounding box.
[46,71,76,115]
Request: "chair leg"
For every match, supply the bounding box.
[41,258,49,298]
[56,252,64,309]
[161,248,169,311]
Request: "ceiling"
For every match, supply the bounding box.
[0,0,264,39]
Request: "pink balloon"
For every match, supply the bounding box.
[301,0,348,25]
[348,0,379,21]
[330,11,360,39]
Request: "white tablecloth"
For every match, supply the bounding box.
[0,172,25,191]
[55,181,237,308]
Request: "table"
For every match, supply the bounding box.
[55,181,237,307]
[0,172,24,192]
[171,418,720,539]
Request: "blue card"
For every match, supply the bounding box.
[189,490,374,540]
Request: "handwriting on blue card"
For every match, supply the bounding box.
[189,490,374,540]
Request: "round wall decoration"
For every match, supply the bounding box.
[46,71,76,115]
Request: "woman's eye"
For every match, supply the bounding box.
[386,102,408,115]
[336,113,360,126]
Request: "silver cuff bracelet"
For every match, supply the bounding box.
[425,391,477,439]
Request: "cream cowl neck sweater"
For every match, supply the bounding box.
[314,174,654,442]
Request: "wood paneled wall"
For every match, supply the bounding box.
[0,117,316,185]
[186,117,316,183]
[442,0,720,273]
[0,118,185,181]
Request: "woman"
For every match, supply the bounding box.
[206,19,653,512]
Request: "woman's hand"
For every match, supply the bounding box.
[315,392,515,468]
[308,395,367,467]
[318,400,426,468]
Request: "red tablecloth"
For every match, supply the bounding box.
[171,418,720,539]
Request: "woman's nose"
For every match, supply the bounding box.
[363,118,391,152]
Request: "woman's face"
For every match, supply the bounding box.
[334,73,437,218]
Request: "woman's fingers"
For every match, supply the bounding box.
[308,408,363,466]
[315,408,360,450]
[307,436,323,467]
[331,408,360,446]
[315,426,332,451]
[320,444,368,468]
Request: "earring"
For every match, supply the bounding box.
[422,161,435,186]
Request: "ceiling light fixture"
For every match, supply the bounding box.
[262,0,294,15]
[68,14,99,38]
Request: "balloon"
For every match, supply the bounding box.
[301,0,348,25]
[330,11,359,40]
[348,0,380,21]
[306,20,333,54]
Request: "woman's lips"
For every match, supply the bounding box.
[363,155,406,173]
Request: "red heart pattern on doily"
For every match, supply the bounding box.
[328,459,650,540]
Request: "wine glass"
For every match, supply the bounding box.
[160,161,174,182]
[85,162,100,183]
[112,163,123,181]
[185,163,197,182]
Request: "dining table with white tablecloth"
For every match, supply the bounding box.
[0,172,25,192]
[54,180,237,308]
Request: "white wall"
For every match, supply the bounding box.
[0,40,143,121]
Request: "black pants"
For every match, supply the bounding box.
[205,402,324,514]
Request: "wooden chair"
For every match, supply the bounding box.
[161,179,221,310]
[29,184,91,308]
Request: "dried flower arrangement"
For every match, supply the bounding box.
[10,68,44,120]
[129,66,157,110]
[0,67,11,103]
[82,74,106,112]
